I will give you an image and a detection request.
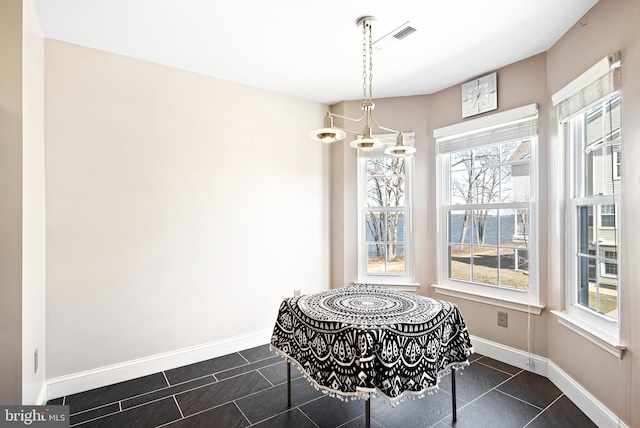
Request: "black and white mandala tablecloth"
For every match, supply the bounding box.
[270,284,473,403]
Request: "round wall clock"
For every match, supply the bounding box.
[461,72,497,118]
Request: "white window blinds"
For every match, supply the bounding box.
[434,104,538,154]
[552,52,621,122]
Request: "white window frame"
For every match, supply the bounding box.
[433,105,541,311]
[550,53,623,353]
[564,95,621,340]
[356,133,415,286]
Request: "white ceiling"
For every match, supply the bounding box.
[33,0,599,105]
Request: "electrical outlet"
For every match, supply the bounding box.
[34,348,38,373]
[294,289,301,297]
[498,312,508,328]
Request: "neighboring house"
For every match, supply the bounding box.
[585,95,621,291]
[509,141,531,272]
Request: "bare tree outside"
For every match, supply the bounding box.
[366,157,405,274]
[448,141,530,289]
[451,145,508,246]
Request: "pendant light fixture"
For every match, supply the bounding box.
[309,16,416,157]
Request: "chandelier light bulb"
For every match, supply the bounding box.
[310,112,347,143]
[384,133,417,157]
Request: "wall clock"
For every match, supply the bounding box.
[461,72,497,118]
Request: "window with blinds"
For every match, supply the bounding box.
[553,52,622,339]
[434,105,539,303]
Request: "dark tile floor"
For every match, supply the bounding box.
[47,345,598,428]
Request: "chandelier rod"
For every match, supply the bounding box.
[326,110,367,124]
[368,112,401,134]
[323,110,401,135]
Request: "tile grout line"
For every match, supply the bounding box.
[297,406,321,428]
[74,395,183,427]
[255,367,275,387]
[155,372,276,427]
[212,355,281,380]
[165,372,218,388]
[69,407,123,427]
[493,388,545,410]
[432,368,521,426]
[245,390,327,427]
[211,365,281,384]
[476,360,525,377]
[522,393,565,428]
[232,401,252,426]
[69,375,205,417]
[68,400,120,417]
[172,395,185,419]
[119,374,218,410]
[247,408,298,427]
[154,397,243,427]
[162,371,170,387]
[336,413,381,428]
[238,351,251,365]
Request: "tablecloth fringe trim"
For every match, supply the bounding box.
[270,345,474,407]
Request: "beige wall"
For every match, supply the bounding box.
[44,40,330,378]
[330,0,639,425]
[546,0,640,424]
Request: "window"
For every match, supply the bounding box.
[552,53,621,343]
[434,105,539,306]
[566,92,621,328]
[613,150,621,180]
[600,204,616,228]
[446,141,532,289]
[603,250,618,276]
[357,133,414,284]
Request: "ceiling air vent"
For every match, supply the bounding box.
[373,21,418,50]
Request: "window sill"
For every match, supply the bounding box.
[430,283,544,315]
[551,310,625,359]
[353,282,421,293]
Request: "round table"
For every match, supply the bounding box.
[270,285,473,425]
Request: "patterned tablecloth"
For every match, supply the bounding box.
[270,284,474,403]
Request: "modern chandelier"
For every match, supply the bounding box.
[309,16,416,157]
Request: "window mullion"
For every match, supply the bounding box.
[445,201,530,211]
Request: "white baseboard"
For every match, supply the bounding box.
[469,335,628,428]
[470,335,548,376]
[36,382,48,405]
[546,360,629,428]
[47,329,272,400]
